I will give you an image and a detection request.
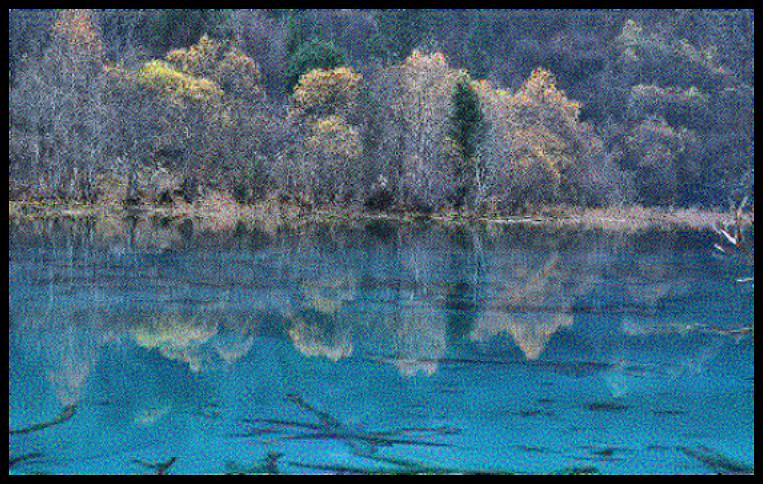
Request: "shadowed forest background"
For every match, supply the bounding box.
[8,9,755,214]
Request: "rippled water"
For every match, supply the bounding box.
[8,217,754,474]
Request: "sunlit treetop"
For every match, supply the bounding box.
[468,78,511,99]
[306,114,362,159]
[512,67,581,123]
[136,59,224,105]
[166,34,225,79]
[403,49,449,69]
[166,34,263,100]
[286,38,348,92]
[217,49,263,98]
[292,66,363,119]
[388,49,466,130]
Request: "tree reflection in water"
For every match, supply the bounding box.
[8,217,753,474]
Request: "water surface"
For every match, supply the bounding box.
[8,217,754,474]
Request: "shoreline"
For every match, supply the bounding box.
[8,199,753,233]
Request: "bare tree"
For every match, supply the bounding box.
[10,10,107,200]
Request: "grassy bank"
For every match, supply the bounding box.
[8,196,753,233]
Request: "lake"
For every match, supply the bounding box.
[8,216,754,474]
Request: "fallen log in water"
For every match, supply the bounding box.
[9,404,76,436]
[224,451,283,475]
[132,456,178,475]
[9,452,44,470]
[677,445,753,474]
[238,393,460,457]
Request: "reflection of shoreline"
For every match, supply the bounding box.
[11,217,747,390]
[285,274,358,362]
[130,313,218,372]
[287,315,353,362]
[133,401,172,427]
[128,312,263,372]
[388,299,447,377]
[471,311,573,360]
[14,309,261,410]
[470,252,575,361]
[9,200,752,233]
[621,316,753,341]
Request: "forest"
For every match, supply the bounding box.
[8,9,755,215]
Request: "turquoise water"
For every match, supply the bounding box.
[8,218,754,474]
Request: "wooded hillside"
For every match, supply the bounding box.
[8,9,754,213]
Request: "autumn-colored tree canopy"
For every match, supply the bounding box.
[8,9,753,212]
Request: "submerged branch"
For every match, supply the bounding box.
[9,404,77,436]
[677,446,754,475]
[9,452,45,470]
[132,456,178,475]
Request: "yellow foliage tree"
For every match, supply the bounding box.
[304,114,362,203]
[24,9,108,199]
[306,115,362,159]
[166,34,224,78]
[504,68,589,203]
[509,67,581,133]
[136,60,223,106]
[166,34,263,102]
[292,66,363,120]
[291,67,365,204]
[511,127,568,182]
[466,68,600,208]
